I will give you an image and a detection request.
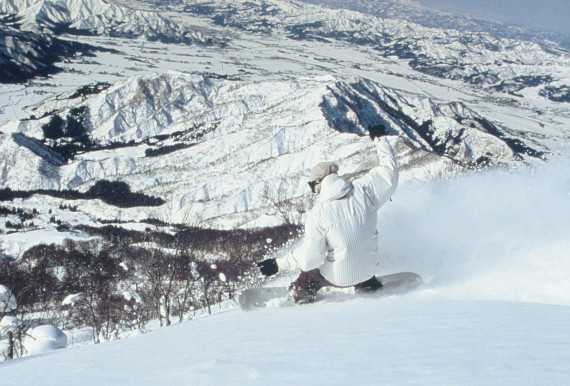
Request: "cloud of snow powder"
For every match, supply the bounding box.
[379,153,570,306]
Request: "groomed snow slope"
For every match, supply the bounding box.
[1,152,569,385]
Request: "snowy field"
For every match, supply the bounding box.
[1,150,569,385]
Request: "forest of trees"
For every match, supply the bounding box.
[0,224,300,359]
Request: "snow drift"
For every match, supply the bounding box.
[24,325,67,355]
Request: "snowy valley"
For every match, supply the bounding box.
[0,0,569,383]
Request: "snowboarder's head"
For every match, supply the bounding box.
[308,162,339,194]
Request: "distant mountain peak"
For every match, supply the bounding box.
[181,0,569,101]
[0,0,223,46]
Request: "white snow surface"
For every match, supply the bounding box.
[2,299,569,385]
[1,152,569,385]
[23,325,67,356]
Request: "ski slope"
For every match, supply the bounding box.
[1,298,569,385]
[1,150,569,385]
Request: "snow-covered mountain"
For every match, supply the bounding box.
[0,0,567,241]
[0,71,544,229]
[0,24,92,83]
[0,0,224,82]
[300,0,570,49]
[179,0,569,102]
[0,0,221,45]
[0,0,567,233]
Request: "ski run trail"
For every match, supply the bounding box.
[1,153,569,385]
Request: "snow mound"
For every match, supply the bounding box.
[24,325,67,355]
[1,299,569,384]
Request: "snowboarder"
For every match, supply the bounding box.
[257,126,399,303]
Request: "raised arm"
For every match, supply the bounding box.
[354,136,399,210]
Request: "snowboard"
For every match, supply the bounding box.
[238,272,422,310]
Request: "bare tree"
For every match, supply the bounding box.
[133,237,191,327]
[261,185,311,231]
[60,243,126,343]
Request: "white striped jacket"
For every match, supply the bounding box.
[276,136,399,286]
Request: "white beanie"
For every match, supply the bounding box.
[309,162,339,188]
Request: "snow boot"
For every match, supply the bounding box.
[354,277,383,293]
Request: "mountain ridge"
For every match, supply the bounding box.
[299,0,570,50]
[177,0,569,102]
[0,0,222,45]
[0,72,542,229]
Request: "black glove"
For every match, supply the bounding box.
[368,124,387,140]
[257,259,278,277]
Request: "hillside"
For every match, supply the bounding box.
[0,0,221,45]
[1,156,569,384]
[0,72,545,232]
